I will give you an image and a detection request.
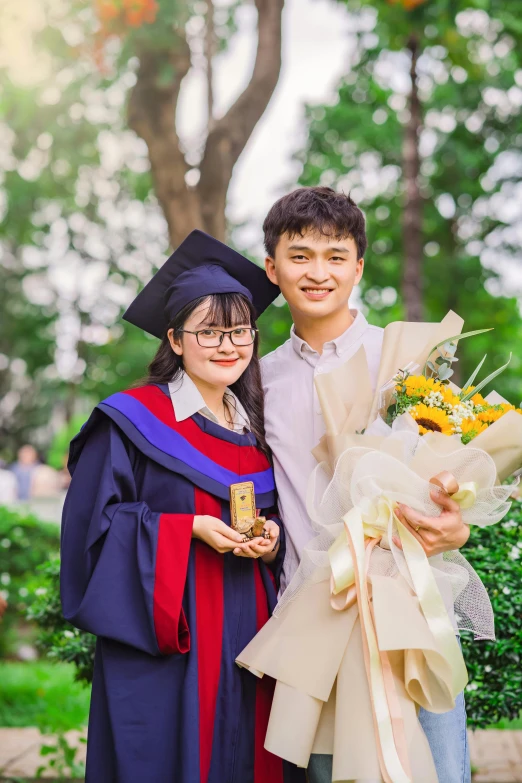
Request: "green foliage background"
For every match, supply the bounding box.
[0,506,60,656]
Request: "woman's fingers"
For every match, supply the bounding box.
[232,537,273,558]
[214,519,244,543]
[214,533,245,552]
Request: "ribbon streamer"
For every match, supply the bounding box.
[327,473,470,783]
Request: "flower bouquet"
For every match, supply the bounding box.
[236,311,522,783]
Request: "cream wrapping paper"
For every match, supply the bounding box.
[237,312,522,783]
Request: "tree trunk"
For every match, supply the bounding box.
[206,1,215,134]
[128,0,285,248]
[401,34,424,322]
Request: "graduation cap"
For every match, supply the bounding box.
[123,229,280,338]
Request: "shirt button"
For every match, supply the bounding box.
[315,367,324,375]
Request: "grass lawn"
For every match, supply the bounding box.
[0,661,90,732]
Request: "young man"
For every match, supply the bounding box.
[260,187,471,783]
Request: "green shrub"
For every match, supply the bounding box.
[0,506,60,656]
[27,557,96,684]
[0,661,90,730]
[23,502,522,727]
[462,497,522,728]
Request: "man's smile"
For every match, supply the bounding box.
[301,287,335,300]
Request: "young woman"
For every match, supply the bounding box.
[60,230,304,783]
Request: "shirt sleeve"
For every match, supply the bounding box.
[60,416,193,656]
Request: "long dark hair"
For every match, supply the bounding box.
[145,293,270,459]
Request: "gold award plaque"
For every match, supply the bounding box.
[230,481,256,534]
[230,481,270,540]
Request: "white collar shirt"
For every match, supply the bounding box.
[168,372,250,433]
[261,310,384,592]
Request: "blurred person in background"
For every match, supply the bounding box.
[9,444,40,501]
[0,458,17,503]
[31,462,61,498]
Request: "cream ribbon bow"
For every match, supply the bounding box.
[327,474,475,783]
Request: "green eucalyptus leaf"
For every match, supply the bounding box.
[423,329,494,376]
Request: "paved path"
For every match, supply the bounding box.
[470,730,522,783]
[0,728,86,779]
[0,728,521,780]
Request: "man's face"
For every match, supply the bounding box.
[265,229,364,321]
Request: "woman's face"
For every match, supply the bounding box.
[168,298,254,389]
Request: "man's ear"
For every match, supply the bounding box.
[354,257,364,285]
[168,328,183,356]
[265,256,278,285]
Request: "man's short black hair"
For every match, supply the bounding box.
[263,186,367,259]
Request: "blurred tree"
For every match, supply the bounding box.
[91,0,284,245]
[298,0,522,401]
[0,0,285,451]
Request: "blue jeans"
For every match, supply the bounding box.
[308,692,470,783]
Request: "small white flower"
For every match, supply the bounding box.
[0,589,8,601]
[1,539,11,548]
[503,586,511,595]
[0,573,11,585]
[35,587,47,596]
[18,587,29,597]
[509,546,520,560]
[63,630,75,639]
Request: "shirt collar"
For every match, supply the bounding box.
[168,372,251,432]
[290,309,369,360]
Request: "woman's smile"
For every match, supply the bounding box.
[211,358,240,366]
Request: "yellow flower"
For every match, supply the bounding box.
[477,407,505,424]
[402,375,441,397]
[460,419,488,441]
[441,386,460,407]
[409,403,454,435]
[470,392,487,407]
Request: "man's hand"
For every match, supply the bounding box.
[393,487,470,557]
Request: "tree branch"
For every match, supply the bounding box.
[198,0,285,239]
[127,39,201,247]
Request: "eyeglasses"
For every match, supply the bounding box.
[180,327,258,348]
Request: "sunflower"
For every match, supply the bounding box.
[461,387,489,408]
[409,403,454,435]
[477,407,505,424]
[470,392,488,408]
[441,386,461,407]
[460,418,488,443]
[402,375,441,397]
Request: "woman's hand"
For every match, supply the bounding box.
[192,515,245,554]
[232,519,280,563]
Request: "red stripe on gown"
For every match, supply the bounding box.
[194,487,224,783]
[253,563,284,783]
[153,513,194,654]
[123,386,269,474]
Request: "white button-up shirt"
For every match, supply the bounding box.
[168,372,251,432]
[261,310,384,591]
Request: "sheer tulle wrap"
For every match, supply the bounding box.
[237,312,522,783]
